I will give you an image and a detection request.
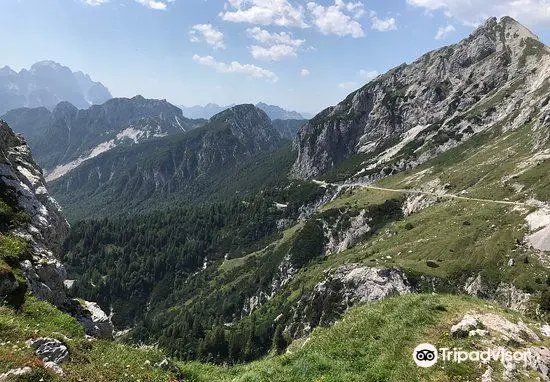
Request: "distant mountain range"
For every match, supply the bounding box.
[2,96,206,179]
[180,102,307,120]
[47,104,291,219]
[0,61,112,114]
[2,96,305,199]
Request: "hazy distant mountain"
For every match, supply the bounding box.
[0,61,112,114]
[179,103,232,119]
[180,102,306,120]
[255,102,304,120]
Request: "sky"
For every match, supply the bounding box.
[1,0,550,115]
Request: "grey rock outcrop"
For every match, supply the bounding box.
[0,367,32,381]
[286,265,411,338]
[324,209,371,254]
[75,301,114,339]
[0,120,114,338]
[27,337,69,364]
[451,313,550,380]
[0,122,68,253]
[293,17,550,180]
[464,273,532,312]
[450,314,481,338]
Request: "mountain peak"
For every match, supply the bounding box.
[30,60,67,72]
[474,16,541,49]
[0,61,112,113]
[292,16,550,179]
[52,101,79,116]
[0,65,15,76]
[211,103,269,124]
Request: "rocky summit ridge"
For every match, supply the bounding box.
[292,16,550,180]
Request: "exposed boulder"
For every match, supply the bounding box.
[0,367,32,381]
[450,314,482,338]
[27,337,69,364]
[74,300,114,339]
[20,259,67,308]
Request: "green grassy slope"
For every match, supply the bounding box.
[2,294,547,381]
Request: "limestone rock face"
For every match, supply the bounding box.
[0,120,114,338]
[293,17,550,180]
[27,337,69,364]
[286,265,411,338]
[75,300,114,339]
[0,121,68,255]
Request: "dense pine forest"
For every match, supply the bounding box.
[62,181,324,363]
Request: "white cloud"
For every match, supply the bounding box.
[307,1,366,38]
[435,24,456,40]
[192,54,278,82]
[134,0,173,10]
[246,27,305,61]
[250,45,298,60]
[221,0,307,28]
[84,0,108,5]
[338,81,358,89]
[190,24,226,50]
[359,69,379,81]
[407,0,550,27]
[371,16,397,31]
[300,68,310,76]
[246,27,305,47]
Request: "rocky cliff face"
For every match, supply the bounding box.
[286,265,411,338]
[0,121,68,255]
[0,120,113,338]
[293,17,550,180]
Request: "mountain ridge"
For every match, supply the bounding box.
[180,102,306,120]
[2,95,206,179]
[48,104,287,219]
[292,16,550,181]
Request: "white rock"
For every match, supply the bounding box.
[0,367,32,381]
[481,365,493,382]
[451,314,480,338]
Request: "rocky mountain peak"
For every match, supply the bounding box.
[211,104,270,124]
[30,60,64,70]
[210,104,280,151]
[52,101,79,115]
[292,16,550,179]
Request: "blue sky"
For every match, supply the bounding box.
[1,0,550,114]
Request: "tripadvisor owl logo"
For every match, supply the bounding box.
[413,343,438,367]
